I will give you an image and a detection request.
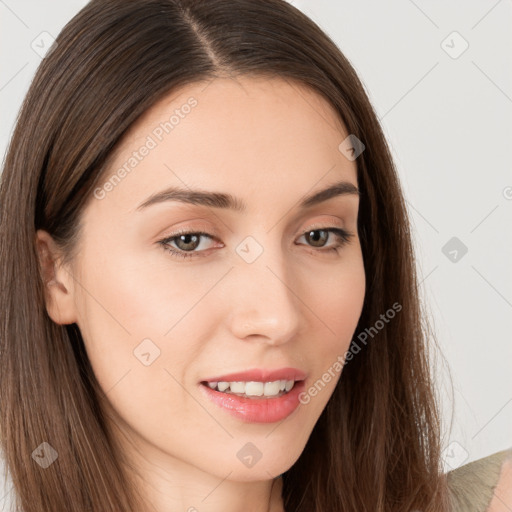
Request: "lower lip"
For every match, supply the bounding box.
[199,380,305,423]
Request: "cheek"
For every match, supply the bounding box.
[76,240,212,340]
[72,239,229,399]
[299,249,365,350]
[71,244,190,391]
[295,251,365,407]
[72,245,211,445]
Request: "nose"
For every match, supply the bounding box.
[225,248,302,346]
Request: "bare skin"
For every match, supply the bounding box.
[37,76,365,512]
[487,455,512,511]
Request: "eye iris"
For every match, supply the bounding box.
[306,229,328,247]
[176,234,200,251]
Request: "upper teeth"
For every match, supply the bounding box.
[207,379,295,397]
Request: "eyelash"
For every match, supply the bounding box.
[158,226,354,260]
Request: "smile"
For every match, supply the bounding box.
[203,379,297,398]
[198,367,307,422]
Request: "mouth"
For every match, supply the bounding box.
[198,371,307,423]
[200,378,301,399]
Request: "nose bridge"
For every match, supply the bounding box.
[226,236,302,342]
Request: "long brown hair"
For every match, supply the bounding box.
[0,0,452,510]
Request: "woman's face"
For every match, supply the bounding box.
[40,76,365,483]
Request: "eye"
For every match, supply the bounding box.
[296,226,354,255]
[158,229,218,260]
[158,226,354,260]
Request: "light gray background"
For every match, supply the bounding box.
[1,0,511,507]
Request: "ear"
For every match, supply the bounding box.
[35,229,78,325]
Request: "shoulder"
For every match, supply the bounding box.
[446,447,512,512]
[487,452,512,512]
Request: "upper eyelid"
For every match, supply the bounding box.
[161,222,349,240]
[159,224,353,250]
[162,215,351,237]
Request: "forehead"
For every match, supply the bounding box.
[123,74,349,147]
[93,75,358,216]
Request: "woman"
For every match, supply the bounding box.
[0,0,509,511]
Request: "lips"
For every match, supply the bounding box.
[200,367,307,383]
[198,367,308,422]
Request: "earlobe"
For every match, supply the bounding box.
[35,230,78,325]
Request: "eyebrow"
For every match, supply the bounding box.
[136,179,360,213]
